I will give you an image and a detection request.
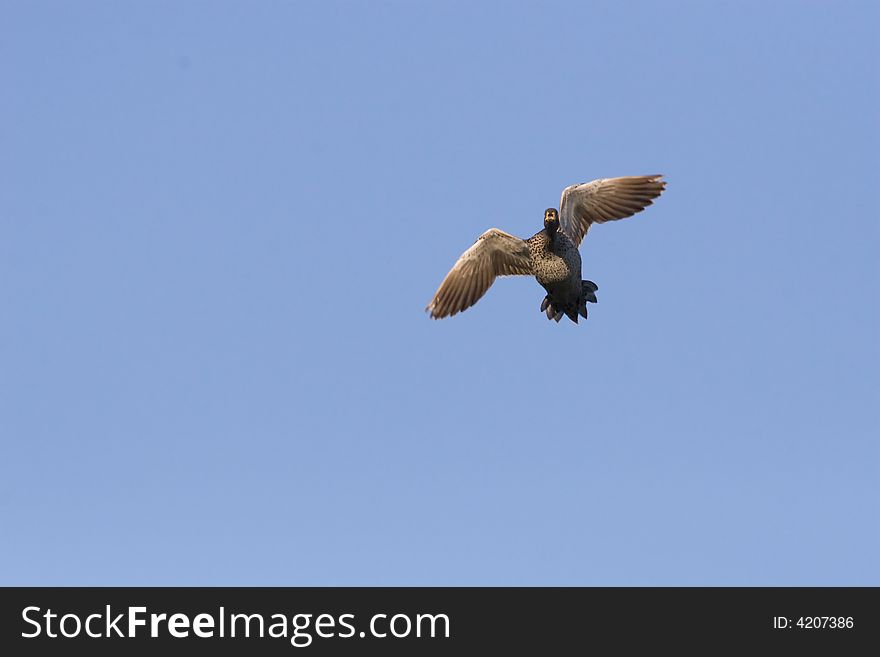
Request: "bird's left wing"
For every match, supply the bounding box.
[559,175,666,246]
[426,228,533,319]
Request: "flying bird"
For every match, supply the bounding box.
[426,175,666,323]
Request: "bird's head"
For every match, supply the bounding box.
[544,208,559,235]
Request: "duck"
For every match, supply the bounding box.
[426,175,666,323]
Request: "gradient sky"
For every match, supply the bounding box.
[2,1,878,585]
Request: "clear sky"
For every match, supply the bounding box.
[2,1,878,585]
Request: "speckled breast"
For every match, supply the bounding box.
[527,231,582,287]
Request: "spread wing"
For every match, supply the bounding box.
[559,175,666,246]
[426,228,533,319]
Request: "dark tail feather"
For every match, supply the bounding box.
[541,283,598,324]
[583,280,598,304]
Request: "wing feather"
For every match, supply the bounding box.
[426,228,533,319]
[559,175,666,246]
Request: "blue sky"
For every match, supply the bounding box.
[2,1,877,585]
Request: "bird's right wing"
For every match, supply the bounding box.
[426,228,533,319]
